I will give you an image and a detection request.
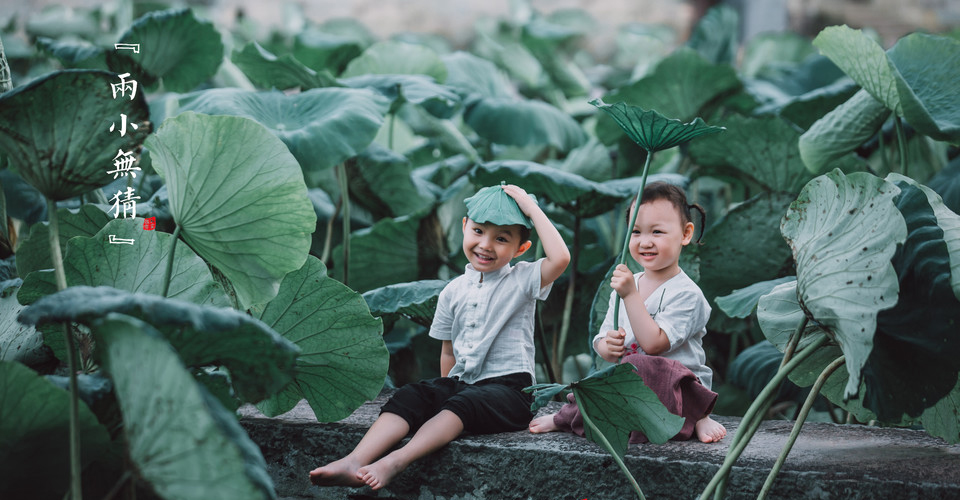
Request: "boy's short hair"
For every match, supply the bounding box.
[518,225,532,244]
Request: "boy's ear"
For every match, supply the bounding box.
[514,240,532,258]
[462,217,468,230]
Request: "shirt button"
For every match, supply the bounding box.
[468,322,476,328]
[471,303,477,307]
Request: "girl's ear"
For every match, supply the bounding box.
[681,221,695,245]
[514,240,533,258]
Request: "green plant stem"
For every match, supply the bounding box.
[555,213,580,378]
[878,124,890,174]
[47,199,82,500]
[578,397,646,500]
[388,113,396,150]
[160,225,182,298]
[613,151,653,332]
[536,303,558,384]
[757,355,846,500]
[894,116,908,177]
[700,330,827,500]
[320,198,342,263]
[0,34,12,92]
[337,163,351,286]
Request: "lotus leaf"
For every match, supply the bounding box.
[591,98,724,153]
[0,70,150,201]
[362,279,449,328]
[0,361,110,500]
[145,111,316,309]
[254,257,388,422]
[93,315,275,500]
[688,114,814,194]
[464,97,587,152]
[886,32,960,144]
[715,276,797,319]
[176,87,388,172]
[464,184,533,228]
[780,170,907,398]
[799,89,891,174]
[341,40,447,82]
[16,205,110,278]
[113,8,223,93]
[292,29,363,74]
[333,212,425,293]
[813,25,901,114]
[19,286,298,403]
[340,73,460,118]
[441,51,514,99]
[686,5,739,65]
[231,42,337,90]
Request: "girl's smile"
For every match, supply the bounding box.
[629,199,695,280]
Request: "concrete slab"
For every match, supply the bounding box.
[239,391,960,500]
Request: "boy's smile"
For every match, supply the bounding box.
[462,218,530,273]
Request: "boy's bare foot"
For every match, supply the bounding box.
[358,454,406,491]
[528,414,559,433]
[696,416,726,443]
[309,457,365,487]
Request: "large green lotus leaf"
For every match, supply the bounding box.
[812,25,900,114]
[776,78,860,130]
[798,89,890,174]
[922,377,960,444]
[521,31,591,98]
[93,315,275,500]
[572,363,685,456]
[688,114,814,194]
[464,97,587,152]
[176,87,388,172]
[886,32,960,144]
[292,29,363,75]
[339,73,460,118]
[853,178,960,419]
[715,276,797,319]
[231,42,337,90]
[781,170,907,398]
[36,37,107,70]
[471,34,546,90]
[332,212,425,293]
[362,279,449,328]
[595,48,741,144]
[698,192,796,309]
[16,204,111,278]
[341,40,447,82]
[0,361,110,500]
[546,138,612,183]
[64,218,229,306]
[727,342,804,403]
[741,32,816,79]
[591,98,724,153]
[254,256,387,421]
[145,112,316,309]
[346,143,435,219]
[888,174,960,300]
[0,69,150,200]
[441,51,514,99]
[0,169,46,224]
[113,8,223,93]
[469,160,622,218]
[686,5,738,66]
[928,157,960,214]
[0,289,45,365]
[19,286,299,403]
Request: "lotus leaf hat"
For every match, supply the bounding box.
[464,183,535,228]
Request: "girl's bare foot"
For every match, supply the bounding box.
[695,416,726,443]
[358,454,407,491]
[528,414,559,433]
[309,457,365,487]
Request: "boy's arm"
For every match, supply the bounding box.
[502,184,571,288]
[440,340,455,377]
[611,264,670,355]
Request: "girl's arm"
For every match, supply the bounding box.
[610,264,670,355]
[502,184,571,288]
[439,340,455,377]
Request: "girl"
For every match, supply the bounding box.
[529,181,726,443]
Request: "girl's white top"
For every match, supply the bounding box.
[593,269,713,389]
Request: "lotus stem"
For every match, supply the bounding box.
[578,397,646,500]
[47,198,82,500]
[613,151,653,333]
[700,330,827,500]
[757,355,846,500]
[555,213,580,379]
[337,163,351,286]
[894,116,908,177]
[160,225,182,298]
[536,303,558,384]
[320,198,342,264]
[388,113,396,150]
[878,124,890,174]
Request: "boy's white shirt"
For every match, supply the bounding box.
[429,259,551,384]
[593,269,713,389]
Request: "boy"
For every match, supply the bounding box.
[310,183,570,491]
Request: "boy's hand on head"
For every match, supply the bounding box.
[501,184,537,216]
[611,264,637,299]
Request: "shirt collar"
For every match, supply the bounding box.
[464,262,511,283]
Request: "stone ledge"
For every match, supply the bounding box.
[239,391,960,500]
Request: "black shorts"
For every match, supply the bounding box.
[380,372,535,434]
